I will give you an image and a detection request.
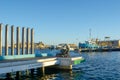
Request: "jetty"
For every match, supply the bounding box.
[0,24,84,79]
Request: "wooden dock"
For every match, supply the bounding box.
[0,24,85,79]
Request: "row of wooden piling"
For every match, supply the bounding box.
[0,23,34,56]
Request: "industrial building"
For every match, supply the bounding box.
[98,40,120,48]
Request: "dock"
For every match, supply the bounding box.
[0,56,84,74]
[0,24,84,79]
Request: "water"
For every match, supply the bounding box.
[73,51,120,80]
[1,49,120,80]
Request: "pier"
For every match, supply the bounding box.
[0,23,84,79]
[0,56,84,74]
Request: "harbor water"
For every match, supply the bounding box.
[1,49,120,80]
[74,51,120,80]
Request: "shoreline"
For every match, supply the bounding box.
[80,48,120,52]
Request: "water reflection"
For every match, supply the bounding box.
[0,68,84,80]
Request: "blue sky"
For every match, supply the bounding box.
[0,0,120,45]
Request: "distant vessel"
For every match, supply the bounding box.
[78,29,100,52]
[79,40,99,49]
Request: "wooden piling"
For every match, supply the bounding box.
[11,25,14,55]
[16,71,21,80]
[0,24,2,56]
[31,69,34,77]
[6,73,13,80]
[31,28,34,54]
[26,69,29,76]
[26,28,30,54]
[42,66,45,76]
[5,24,8,56]
[22,27,25,55]
[16,27,20,55]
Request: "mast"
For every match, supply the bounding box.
[89,28,91,41]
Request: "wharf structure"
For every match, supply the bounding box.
[0,23,84,79]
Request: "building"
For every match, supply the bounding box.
[34,42,45,49]
[68,44,78,50]
[98,40,120,48]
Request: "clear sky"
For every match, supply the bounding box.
[0,0,120,45]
